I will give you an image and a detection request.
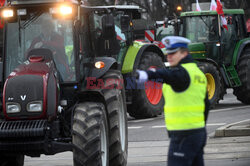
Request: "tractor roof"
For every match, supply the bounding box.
[91,5,139,10]
[83,5,141,19]
[9,0,78,5]
[85,5,140,12]
[181,9,244,17]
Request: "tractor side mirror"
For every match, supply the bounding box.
[247,32,250,37]
[102,14,116,38]
[164,18,169,28]
[74,20,81,32]
[99,14,121,55]
[121,15,130,33]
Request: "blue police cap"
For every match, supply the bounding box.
[161,36,191,54]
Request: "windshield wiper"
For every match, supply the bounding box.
[199,16,210,29]
[18,17,21,47]
[21,11,42,29]
[18,11,42,47]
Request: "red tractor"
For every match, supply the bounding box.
[0,0,127,165]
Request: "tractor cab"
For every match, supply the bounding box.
[178,9,250,108]
[180,9,247,65]
[2,0,78,83]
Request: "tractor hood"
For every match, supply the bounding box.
[188,42,206,59]
[3,55,58,120]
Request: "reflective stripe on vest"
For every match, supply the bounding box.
[162,63,207,131]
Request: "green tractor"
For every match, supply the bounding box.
[179,9,250,107]
[91,5,165,119]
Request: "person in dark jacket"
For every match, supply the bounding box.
[28,17,71,81]
[136,36,210,166]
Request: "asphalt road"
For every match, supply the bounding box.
[128,89,250,142]
[25,89,250,166]
[128,89,250,166]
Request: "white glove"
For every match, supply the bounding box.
[136,70,148,84]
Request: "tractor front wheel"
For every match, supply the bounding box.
[72,102,109,166]
[0,155,24,166]
[128,52,165,119]
[198,62,223,108]
[101,70,128,166]
[233,48,250,104]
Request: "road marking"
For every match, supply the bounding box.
[129,117,162,123]
[152,126,165,128]
[128,126,143,129]
[206,123,226,126]
[223,119,250,127]
[129,123,227,130]
[211,106,250,113]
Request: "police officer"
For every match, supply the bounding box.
[137,36,209,166]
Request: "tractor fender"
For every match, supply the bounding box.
[234,38,250,65]
[89,57,117,79]
[78,90,106,105]
[196,58,219,69]
[121,41,165,74]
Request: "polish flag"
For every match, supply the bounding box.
[216,0,224,15]
[221,16,228,31]
[210,0,217,11]
[216,0,228,31]
[196,0,201,11]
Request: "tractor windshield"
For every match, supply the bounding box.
[156,25,175,41]
[183,16,219,43]
[5,12,76,82]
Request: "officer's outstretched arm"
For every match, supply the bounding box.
[146,67,190,92]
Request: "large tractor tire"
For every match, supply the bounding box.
[72,102,109,166]
[0,155,24,166]
[128,51,165,119]
[233,48,250,104]
[101,70,128,166]
[198,62,223,108]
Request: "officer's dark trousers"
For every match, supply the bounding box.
[167,128,207,166]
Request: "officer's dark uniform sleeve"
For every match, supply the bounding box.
[146,66,190,92]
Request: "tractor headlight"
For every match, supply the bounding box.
[50,4,75,19]
[2,9,14,18]
[59,5,73,15]
[6,103,21,113]
[50,5,73,16]
[27,101,43,112]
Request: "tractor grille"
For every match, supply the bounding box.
[0,120,47,138]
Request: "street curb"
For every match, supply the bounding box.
[215,119,250,137]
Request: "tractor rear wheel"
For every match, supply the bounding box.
[233,48,250,104]
[198,62,223,108]
[0,155,24,166]
[128,52,165,119]
[72,102,109,166]
[101,70,128,166]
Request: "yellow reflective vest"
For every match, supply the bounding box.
[162,63,207,131]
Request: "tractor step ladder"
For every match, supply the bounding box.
[223,65,242,87]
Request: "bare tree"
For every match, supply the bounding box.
[85,0,250,20]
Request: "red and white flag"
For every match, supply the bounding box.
[210,0,217,11]
[221,16,228,31]
[196,0,201,11]
[216,0,228,31]
[216,0,224,15]
[210,0,228,31]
